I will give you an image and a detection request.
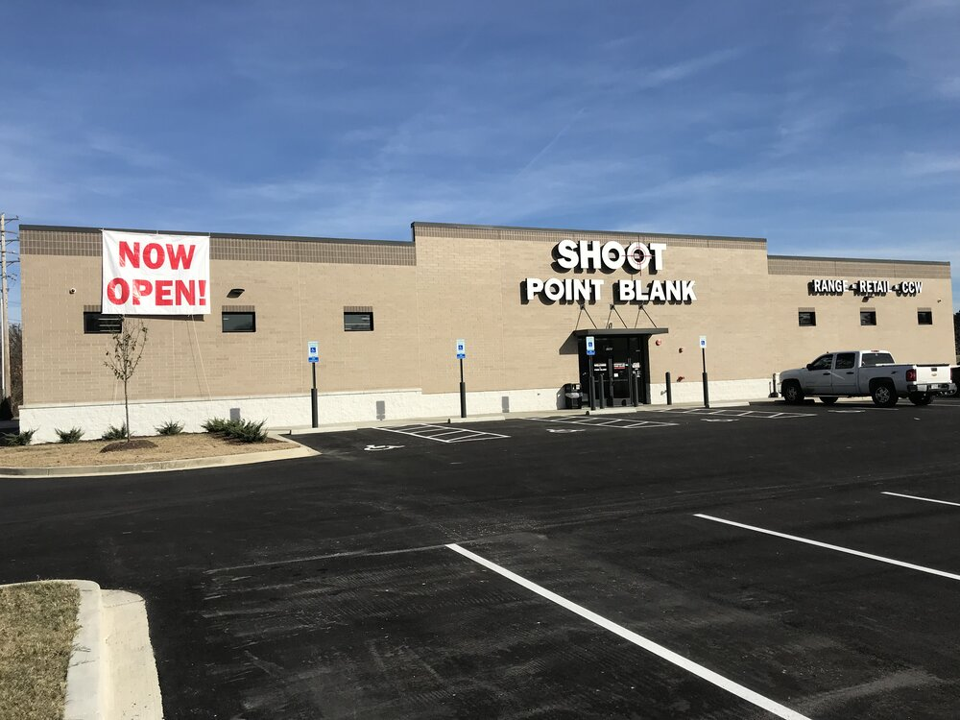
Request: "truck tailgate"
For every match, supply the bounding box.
[916,365,950,384]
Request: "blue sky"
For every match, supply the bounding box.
[2,0,959,321]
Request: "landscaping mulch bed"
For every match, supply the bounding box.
[0,433,281,468]
[0,582,80,720]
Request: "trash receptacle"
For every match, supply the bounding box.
[563,382,582,409]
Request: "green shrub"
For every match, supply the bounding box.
[101,423,127,441]
[156,420,184,436]
[55,427,84,444]
[0,397,13,421]
[233,419,267,443]
[2,429,35,446]
[202,416,267,443]
[201,417,231,434]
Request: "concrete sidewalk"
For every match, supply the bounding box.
[271,397,781,435]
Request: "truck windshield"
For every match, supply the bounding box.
[861,352,895,367]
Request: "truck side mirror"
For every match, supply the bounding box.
[806,363,813,371]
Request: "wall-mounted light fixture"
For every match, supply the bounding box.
[227,288,245,298]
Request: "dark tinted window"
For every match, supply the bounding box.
[860,310,877,326]
[344,311,374,332]
[918,310,933,325]
[222,312,256,333]
[83,312,122,334]
[861,352,895,367]
[835,353,856,369]
[810,355,833,371]
[798,311,816,327]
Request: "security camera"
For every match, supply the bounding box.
[69,288,77,294]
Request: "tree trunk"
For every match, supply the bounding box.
[124,377,130,442]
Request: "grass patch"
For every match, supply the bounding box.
[0,582,80,720]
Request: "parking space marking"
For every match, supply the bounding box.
[528,416,678,430]
[882,491,960,508]
[695,514,960,582]
[376,424,509,443]
[650,408,813,420]
[447,543,811,720]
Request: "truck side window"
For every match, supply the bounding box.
[810,355,833,371]
[835,353,856,370]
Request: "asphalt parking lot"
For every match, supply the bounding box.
[2,398,960,718]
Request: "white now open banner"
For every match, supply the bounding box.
[101,230,210,315]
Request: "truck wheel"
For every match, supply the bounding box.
[871,382,898,408]
[819,397,838,405]
[909,392,934,406]
[782,381,804,405]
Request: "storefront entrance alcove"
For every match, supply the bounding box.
[573,329,669,408]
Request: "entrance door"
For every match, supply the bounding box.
[580,336,645,407]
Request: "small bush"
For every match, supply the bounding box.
[55,427,84,444]
[2,429,36,446]
[201,417,231,434]
[156,420,184,436]
[0,397,13,421]
[202,416,267,443]
[233,419,267,443]
[101,423,127,441]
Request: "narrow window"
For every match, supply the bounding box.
[83,312,122,334]
[344,311,374,332]
[860,310,877,326]
[798,310,816,327]
[222,311,256,333]
[917,310,933,325]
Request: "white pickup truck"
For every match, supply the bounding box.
[779,350,955,407]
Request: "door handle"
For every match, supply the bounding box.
[846,371,854,374]
[823,372,830,375]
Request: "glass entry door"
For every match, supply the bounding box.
[580,336,645,407]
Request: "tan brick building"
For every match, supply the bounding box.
[18,222,955,441]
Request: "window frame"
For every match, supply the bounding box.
[343,311,374,332]
[860,310,877,326]
[798,310,817,327]
[917,310,933,326]
[221,311,257,333]
[83,312,122,335]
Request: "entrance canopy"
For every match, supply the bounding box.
[572,328,669,338]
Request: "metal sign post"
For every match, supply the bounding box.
[699,335,709,409]
[456,339,467,418]
[585,336,596,410]
[308,341,319,428]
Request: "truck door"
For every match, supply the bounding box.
[804,354,834,394]
[830,352,857,395]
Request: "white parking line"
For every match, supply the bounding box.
[447,543,811,720]
[377,424,509,443]
[650,408,813,419]
[882,491,960,508]
[695,514,960,582]
[529,417,678,430]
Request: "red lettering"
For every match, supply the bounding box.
[143,243,164,269]
[155,279,173,306]
[166,243,196,270]
[106,278,129,304]
[132,279,153,305]
[174,280,195,305]
[118,242,140,268]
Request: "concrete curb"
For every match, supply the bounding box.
[0,432,318,479]
[1,579,165,720]
[64,580,106,720]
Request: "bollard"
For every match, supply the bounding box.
[665,371,672,406]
